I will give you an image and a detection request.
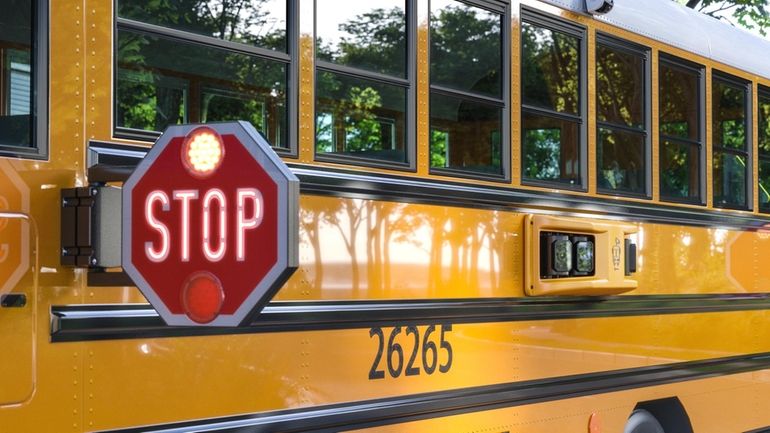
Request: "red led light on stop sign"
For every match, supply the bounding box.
[182,271,225,324]
[182,127,224,178]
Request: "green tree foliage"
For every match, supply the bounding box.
[523,127,563,180]
[429,3,502,171]
[315,7,405,156]
[116,0,286,140]
[521,23,579,115]
[680,0,770,36]
[520,21,580,183]
[759,98,770,154]
[118,0,285,48]
[317,7,406,77]
[430,3,501,97]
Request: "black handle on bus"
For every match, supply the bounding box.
[1,294,26,308]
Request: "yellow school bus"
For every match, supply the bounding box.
[3,0,770,431]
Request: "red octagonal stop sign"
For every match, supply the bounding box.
[122,122,298,326]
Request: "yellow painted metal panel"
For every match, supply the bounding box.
[81,309,770,431]
[4,0,770,431]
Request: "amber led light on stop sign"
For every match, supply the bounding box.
[182,126,224,178]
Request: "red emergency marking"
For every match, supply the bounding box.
[144,187,265,263]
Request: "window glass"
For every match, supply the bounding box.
[713,151,747,208]
[0,0,33,148]
[315,0,411,165]
[315,71,406,162]
[117,0,287,52]
[661,139,699,201]
[597,44,644,129]
[659,58,702,203]
[713,80,747,150]
[521,21,579,115]
[758,92,770,212]
[521,16,582,186]
[759,159,770,212]
[116,31,288,146]
[660,63,699,141]
[712,75,749,209]
[430,0,505,177]
[430,93,502,174]
[760,93,770,155]
[522,112,579,184]
[431,0,502,98]
[316,0,406,77]
[595,38,647,196]
[597,128,644,193]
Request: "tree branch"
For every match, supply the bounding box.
[686,0,702,8]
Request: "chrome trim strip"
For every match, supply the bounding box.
[52,294,770,342]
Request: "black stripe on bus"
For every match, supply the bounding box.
[746,427,770,433]
[96,350,770,433]
[51,293,770,342]
[87,140,770,231]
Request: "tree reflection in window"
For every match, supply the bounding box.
[429,0,505,177]
[118,0,287,52]
[315,73,406,162]
[116,30,287,146]
[0,1,34,148]
[115,0,289,147]
[316,1,406,77]
[759,89,770,212]
[521,14,582,186]
[712,75,749,209]
[522,22,578,115]
[315,1,409,164]
[659,56,702,203]
[596,37,647,196]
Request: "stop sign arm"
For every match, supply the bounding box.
[118,121,300,327]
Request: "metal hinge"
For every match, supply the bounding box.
[61,185,121,268]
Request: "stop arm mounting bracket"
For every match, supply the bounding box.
[60,141,146,285]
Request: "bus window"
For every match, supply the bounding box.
[596,35,649,197]
[315,72,407,163]
[659,55,704,204]
[712,72,750,210]
[521,12,584,187]
[315,0,410,165]
[0,0,36,152]
[117,0,287,52]
[759,87,770,212]
[115,0,290,149]
[429,0,506,177]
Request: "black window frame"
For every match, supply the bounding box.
[594,33,651,199]
[520,8,586,191]
[428,0,510,182]
[113,0,299,157]
[658,53,706,206]
[712,70,752,211]
[758,85,770,213]
[0,0,48,160]
[313,0,416,171]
